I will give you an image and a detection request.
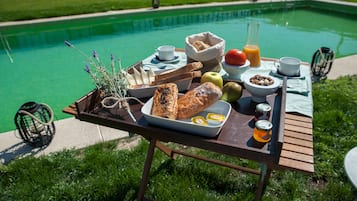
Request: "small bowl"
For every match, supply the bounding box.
[222,59,250,80]
[243,74,280,103]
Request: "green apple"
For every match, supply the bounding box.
[200,72,223,89]
[220,82,243,102]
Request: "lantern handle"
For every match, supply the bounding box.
[18,103,54,126]
[318,47,335,66]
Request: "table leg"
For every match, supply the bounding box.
[255,164,272,201]
[155,141,177,159]
[137,138,157,201]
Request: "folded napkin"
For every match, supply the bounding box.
[286,78,310,96]
[285,65,313,117]
[268,66,310,96]
[286,93,313,117]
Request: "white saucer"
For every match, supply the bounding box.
[270,66,305,79]
[153,55,180,64]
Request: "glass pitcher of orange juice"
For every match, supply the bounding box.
[243,22,261,67]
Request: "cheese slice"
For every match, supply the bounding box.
[148,68,155,84]
[133,68,143,85]
[140,67,150,85]
[122,70,136,87]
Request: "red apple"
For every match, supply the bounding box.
[225,49,247,66]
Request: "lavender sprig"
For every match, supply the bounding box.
[110,54,115,75]
[93,50,103,67]
[65,40,139,121]
[65,40,128,98]
[84,64,101,90]
[64,40,93,63]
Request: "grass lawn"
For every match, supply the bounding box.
[0,75,356,200]
[0,0,355,22]
[0,0,239,22]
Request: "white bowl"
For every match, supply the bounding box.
[222,59,250,80]
[243,74,280,103]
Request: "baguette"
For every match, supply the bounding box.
[155,62,203,81]
[177,82,222,119]
[151,83,179,119]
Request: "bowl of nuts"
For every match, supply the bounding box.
[243,74,281,103]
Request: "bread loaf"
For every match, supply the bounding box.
[193,40,211,51]
[177,82,222,119]
[151,71,202,86]
[154,62,203,82]
[151,83,179,119]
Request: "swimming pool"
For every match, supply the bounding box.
[0,1,356,132]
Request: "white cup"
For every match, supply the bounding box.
[275,57,301,77]
[157,45,175,61]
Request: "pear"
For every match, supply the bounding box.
[220,82,243,102]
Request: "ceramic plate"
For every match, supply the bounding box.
[141,99,232,137]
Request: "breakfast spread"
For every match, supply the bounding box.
[126,32,289,132]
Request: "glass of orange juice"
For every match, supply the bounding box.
[243,21,261,67]
[243,45,261,67]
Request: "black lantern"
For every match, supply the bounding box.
[14,102,55,147]
[311,47,335,81]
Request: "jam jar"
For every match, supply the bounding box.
[253,120,273,143]
[254,103,271,121]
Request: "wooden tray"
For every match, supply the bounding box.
[73,79,287,164]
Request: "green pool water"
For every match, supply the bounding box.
[0,2,356,132]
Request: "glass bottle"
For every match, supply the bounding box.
[243,21,261,67]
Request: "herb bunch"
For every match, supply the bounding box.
[64,40,128,98]
[64,40,143,122]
